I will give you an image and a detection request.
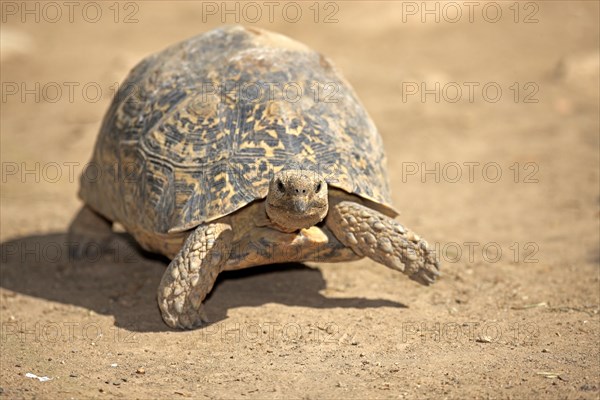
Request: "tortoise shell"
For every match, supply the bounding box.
[80,25,396,234]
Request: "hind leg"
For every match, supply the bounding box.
[67,206,114,261]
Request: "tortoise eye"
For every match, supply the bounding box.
[276,179,285,192]
[315,182,322,193]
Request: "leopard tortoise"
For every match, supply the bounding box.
[70,25,440,329]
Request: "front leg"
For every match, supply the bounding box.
[327,201,439,285]
[158,223,232,329]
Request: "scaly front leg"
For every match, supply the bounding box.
[158,223,232,329]
[326,201,440,285]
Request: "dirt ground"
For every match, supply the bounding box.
[1,1,599,399]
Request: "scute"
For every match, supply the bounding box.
[80,25,396,234]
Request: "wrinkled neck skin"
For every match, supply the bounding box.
[265,169,329,233]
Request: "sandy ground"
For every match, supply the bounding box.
[1,1,599,399]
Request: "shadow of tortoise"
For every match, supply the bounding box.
[0,232,406,333]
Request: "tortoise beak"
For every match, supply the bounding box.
[292,199,308,213]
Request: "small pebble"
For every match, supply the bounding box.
[136,367,146,375]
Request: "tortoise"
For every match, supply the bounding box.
[70,25,440,329]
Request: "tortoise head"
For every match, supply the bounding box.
[265,169,328,232]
